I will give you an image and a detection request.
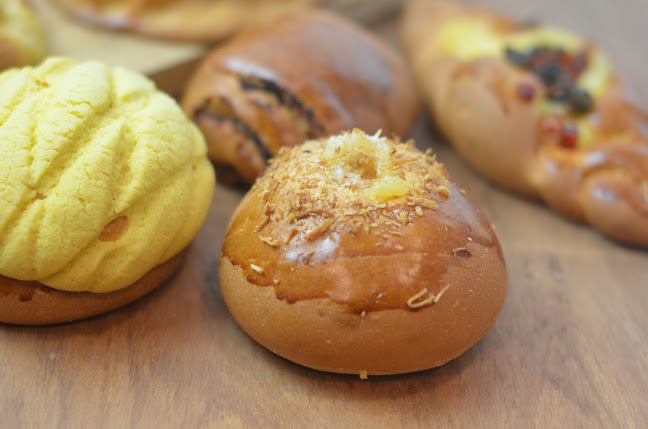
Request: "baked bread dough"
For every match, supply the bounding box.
[401,0,648,246]
[182,10,420,185]
[219,129,507,375]
[54,0,320,42]
[0,0,48,70]
[0,57,215,324]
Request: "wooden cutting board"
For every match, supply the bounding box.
[2,0,647,427]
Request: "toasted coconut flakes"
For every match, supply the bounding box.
[436,186,452,199]
[304,218,334,240]
[360,311,367,318]
[434,284,451,303]
[250,264,264,275]
[273,278,280,285]
[421,199,439,210]
[252,131,453,242]
[359,370,368,380]
[467,237,473,242]
[407,287,436,309]
[254,216,270,232]
[260,236,280,247]
[284,228,298,243]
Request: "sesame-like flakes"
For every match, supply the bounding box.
[253,131,452,244]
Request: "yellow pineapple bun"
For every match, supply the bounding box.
[0,0,48,70]
[0,57,215,325]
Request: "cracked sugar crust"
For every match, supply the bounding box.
[0,57,214,293]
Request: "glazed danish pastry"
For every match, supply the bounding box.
[401,0,648,246]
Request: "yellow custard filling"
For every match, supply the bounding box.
[438,17,613,147]
[438,17,612,99]
[0,57,215,292]
[324,130,411,200]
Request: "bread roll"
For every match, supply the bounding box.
[0,0,48,71]
[0,57,215,325]
[181,10,420,185]
[400,0,648,246]
[54,0,319,42]
[219,129,507,375]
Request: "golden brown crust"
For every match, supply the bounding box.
[0,0,48,70]
[53,0,319,42]
[181,10,421,185]
[0,249,187,326]
[220,254,505,375]
[219,133,507,375]
[400,0,648,246]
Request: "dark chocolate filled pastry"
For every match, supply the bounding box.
[181,10,420,185]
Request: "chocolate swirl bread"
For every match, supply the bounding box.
[181,10,420,185]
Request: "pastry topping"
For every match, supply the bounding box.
[250,264,265,275]
[559,122,579,149]
[406,284,451,308]
[359,370,368,380]
[260,236,280,247]
[407,287,436,309]
[434,284,451,304]
[505,46,593,114]
[254,130,452,245]
[435,186,452,199]
[540,115,581,150]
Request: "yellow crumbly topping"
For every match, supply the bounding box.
[255,129,451,245]
[0,0,48,67]
[0,57,215,292]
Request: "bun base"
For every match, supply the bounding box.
[219,255,506,376]
[0,249,187,326]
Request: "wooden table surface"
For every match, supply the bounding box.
[2,1,647,427]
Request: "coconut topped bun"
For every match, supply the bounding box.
[0,57,215,325]
[219,129,507,375]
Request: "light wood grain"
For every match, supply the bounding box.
[2,0,648,428]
